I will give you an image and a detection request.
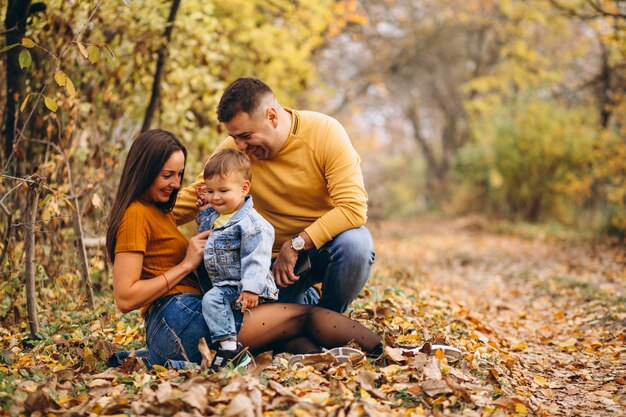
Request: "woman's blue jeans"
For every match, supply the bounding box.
[109,293,212,370]
[276,226,375,313]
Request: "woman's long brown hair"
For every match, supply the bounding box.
[106,129,187,261]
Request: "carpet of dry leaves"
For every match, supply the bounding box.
[0,217,624,416]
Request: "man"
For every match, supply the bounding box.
[174,77,374,313]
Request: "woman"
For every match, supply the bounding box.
[106,129,383,369]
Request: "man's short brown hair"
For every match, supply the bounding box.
[217,77,274,123]
[203,148,252,181]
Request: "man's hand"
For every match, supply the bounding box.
[272,240,300,288]
[236,291,259,312]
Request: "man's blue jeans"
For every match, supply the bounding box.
[201,285,244,344]
[276,226,375,313]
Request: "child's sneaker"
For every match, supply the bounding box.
[210,343,253,372]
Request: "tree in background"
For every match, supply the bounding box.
[317,0,506,205]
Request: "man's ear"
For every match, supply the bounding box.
[266,107,279,128]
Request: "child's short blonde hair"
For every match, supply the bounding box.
[203,148,252,181]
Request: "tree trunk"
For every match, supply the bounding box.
[24,179,40,337]
[3,0,32,165]
[598,45,612,128]
[141,0,182,132]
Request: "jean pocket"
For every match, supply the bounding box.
[147,317,181,362]
[215,237,241,267]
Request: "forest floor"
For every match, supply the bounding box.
[369,217,625,416]
[0,216,624,416]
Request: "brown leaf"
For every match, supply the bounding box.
[225,393,255,417]
[155,381,173,404]
[302,351,339,369]
[384,346,408,362]
[248,351,273,377]
[181,384,209,411]
[92,339,114,361]
[198,337,214,370]
[120,353,145,373]
[356,369,388,400]
[421,379,453,397]
[268,380,299,399]
[87,378,110,388]
[24,388,59,414]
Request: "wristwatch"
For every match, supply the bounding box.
[290,235,305,252]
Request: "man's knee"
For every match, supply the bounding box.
[331,226,375,264]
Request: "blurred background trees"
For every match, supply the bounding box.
[0,0,624,326]
[316,0,625,233]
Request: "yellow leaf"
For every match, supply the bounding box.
[55,395,71,406]
[87,45,100,64]
[533,375,548,387]
[21,38,36,48]
[435,349,445,360]
[20,94,30,112]
[44,96,58,112]
[359,388,371,399]
[515,403,528,414]
[65,77,76,97]
[513,342,528,351]
[295,365,314,379]
[558,338,577,348]
[54,71,67,87]
[76,42,89,59]
[18,49,31,69]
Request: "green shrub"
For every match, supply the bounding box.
[454,97,598,224]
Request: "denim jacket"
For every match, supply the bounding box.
[197,196,278,300]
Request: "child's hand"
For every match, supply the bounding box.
[195,185,210,210]
[236,291,259,312]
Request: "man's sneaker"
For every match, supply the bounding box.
[401,344,463,363]
[210,343,253,372]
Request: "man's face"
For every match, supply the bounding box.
[224,111,280,160]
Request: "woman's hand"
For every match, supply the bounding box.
[237,291,259,312]
[183,230,211,269]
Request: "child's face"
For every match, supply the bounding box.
[204,172,250,215]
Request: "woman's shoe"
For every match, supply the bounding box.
[324,347,365,362]
[287,347,365,368]
[401,344,462,363]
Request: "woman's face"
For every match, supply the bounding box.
[146,150,185,203]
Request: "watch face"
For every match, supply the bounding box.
[292,236,305,251]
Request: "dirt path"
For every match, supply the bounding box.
[370,217,625,417]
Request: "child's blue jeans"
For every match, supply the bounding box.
[201,285,244,344]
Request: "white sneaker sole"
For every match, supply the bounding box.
[287,347,365,368]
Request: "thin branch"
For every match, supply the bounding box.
[548,0,626,20]
[587,0,626,19]
[12,214,74,227]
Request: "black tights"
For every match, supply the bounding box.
[237,303,382,355]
